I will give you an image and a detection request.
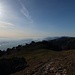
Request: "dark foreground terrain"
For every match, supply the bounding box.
[6,49,75,75]
[0,37,75,75]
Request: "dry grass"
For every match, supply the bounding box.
[1,49,75,75]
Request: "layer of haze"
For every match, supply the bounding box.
[0,0,75,39]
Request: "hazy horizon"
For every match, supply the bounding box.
[0,0,75,39]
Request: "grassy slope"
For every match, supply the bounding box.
[1,49,75,75]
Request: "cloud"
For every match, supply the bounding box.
[18,0,33,23]
[0,21,14,28]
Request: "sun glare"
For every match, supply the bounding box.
[0,6,3,17]
[0,12,2,15]
[0,8,2,16]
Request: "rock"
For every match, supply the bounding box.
[56,72,61,75]
[63,69,67,74]
[29,59,67,75]
[50,67,55,71]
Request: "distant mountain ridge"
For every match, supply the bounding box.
[44,36,59,40]
[0,36,75,55]
[5,36,75,51]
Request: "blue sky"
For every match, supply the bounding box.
[0,0,75,39]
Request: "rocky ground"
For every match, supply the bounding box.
[8,50,75,75]
[26,58,67,75]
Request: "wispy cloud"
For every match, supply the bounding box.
[18,0,33,23]
[0,21,14,28]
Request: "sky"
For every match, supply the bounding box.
[0,0,75,39]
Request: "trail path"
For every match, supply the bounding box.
[26,58,67,75]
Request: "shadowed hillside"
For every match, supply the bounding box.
[0,57,28,75]
[0,37,75,75]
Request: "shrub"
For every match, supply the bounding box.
[0,57,28,75]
